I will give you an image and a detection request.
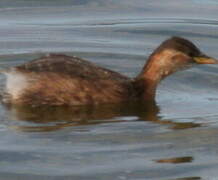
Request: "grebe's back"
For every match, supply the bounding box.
[3,54,132,106]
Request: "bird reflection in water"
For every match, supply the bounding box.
[6,101,201,132]
[168,176,201,180]
[155,156,193,164]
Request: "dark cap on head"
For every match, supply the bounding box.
[154,36,202,57]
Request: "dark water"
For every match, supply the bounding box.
[1,0,218,179]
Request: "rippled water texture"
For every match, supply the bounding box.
[0,0,218,179]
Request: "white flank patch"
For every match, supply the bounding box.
[4,69,28,99]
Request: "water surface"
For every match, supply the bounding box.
[0,0,218,180]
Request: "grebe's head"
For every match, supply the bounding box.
[140,36,218,80]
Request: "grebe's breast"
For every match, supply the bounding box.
[3,54,132,106]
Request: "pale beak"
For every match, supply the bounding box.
[194,55,218,64]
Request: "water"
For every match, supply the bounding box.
[0,0,218,179]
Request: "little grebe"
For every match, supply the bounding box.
[2,37,218,106]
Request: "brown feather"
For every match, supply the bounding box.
[7,54,133,106]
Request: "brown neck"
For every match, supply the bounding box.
[134,54,165,102]
[134,49,181,102]
[134,69,160,102]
